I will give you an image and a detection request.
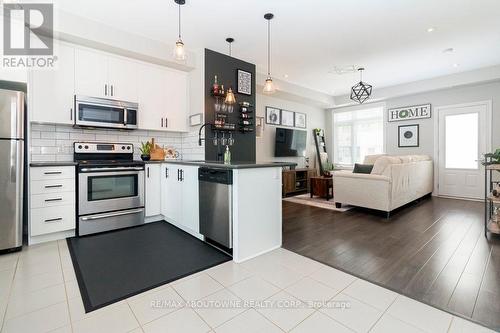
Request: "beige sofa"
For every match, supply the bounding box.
[333,154,433,216]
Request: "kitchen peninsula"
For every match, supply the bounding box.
[145,160,295,263]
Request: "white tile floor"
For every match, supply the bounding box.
[0,240,495,333]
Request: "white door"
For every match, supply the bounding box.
[163,69,188,132]
[437,102,490,199]
[180,166,199,232]
[161,164,182,223]
[137,62,167,131]
[107,56,138,102]
[31,42,75,125]
[145,164,161,217]
[74,48,108,98]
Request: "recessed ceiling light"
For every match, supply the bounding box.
[427,27,436,33]
[283,74,289,78]
[443,47,454,54]
[453,63,460,68]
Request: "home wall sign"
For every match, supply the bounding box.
[388,104,431,122]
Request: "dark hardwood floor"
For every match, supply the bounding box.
[282,196,500,331]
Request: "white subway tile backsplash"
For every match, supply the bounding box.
[29,124,205,162]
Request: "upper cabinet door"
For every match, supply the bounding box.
[107,56,138,102]
[137,62,168,131]
[163,69,188,132]
[31,42,75,125]
[74,48,108,98]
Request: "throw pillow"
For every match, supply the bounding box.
[353,163,373,174]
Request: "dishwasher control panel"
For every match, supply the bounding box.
[198,168,233,184]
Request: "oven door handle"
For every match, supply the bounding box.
[80,208,144,221]
[80,167,144,172]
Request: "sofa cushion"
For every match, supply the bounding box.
[363,154,387,165]
[353,163,374,174]
[371,156,402,175]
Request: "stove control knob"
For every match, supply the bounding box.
[127,146,131,150]
[84,145,89,149]
[78,145,83,149]
[121,146,125,150]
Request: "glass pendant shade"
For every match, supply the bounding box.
[263,77,276,94]
[174,39,186,61]
[225,87,236,104]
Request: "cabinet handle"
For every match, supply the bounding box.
[161,118,164,127]
[45,198,62,202]
[147,167,150,178]
[44,171,62,175]
[44,218,62,223]
[165,167,169,178]
[70,108,72,121]
[164,117,168,128]
[105,84,108,96]
[180,169,184,181]
[111,85,114,96]
[45,184,63,188]
[177,169,180,181]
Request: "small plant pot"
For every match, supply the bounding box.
[140,154,151,161]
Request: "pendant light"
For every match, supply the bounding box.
[263,13,276,94]
[224,38,237,105]
[350,67,372,104]
[173,0,186,61]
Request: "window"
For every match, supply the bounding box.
[445,112,478,169]
[333,107,384,166]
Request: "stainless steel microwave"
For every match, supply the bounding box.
[74,95,138,129]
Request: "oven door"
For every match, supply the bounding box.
[78,167,144,216]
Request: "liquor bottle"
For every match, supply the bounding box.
[212,75,219,95]
[224,145,231,164]
[220,84,225,96]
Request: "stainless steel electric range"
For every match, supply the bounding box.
[74,142,145,236]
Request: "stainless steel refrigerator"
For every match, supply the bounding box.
[0,89,24,252]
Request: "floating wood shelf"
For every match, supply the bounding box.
[487,220,500,234]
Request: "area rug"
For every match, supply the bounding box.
[283,193,352,212]
[67,221,231,312]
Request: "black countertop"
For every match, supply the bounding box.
[30,161,78,167]
[144,160,297,169]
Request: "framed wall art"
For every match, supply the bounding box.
[295,112,307,128]
[266,106,281,125]
[237,69,252,95]
[398,124,419,147]
[281,110,295,127]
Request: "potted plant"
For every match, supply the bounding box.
[139,141,152,161]
[322,161,335,177]
[482,149,500,167]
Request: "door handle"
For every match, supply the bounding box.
[80,208,144,221]
[44,218,62,223]
[45,198,63,202]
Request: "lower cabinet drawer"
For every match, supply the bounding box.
[30,178,75,195]
[31,205,75,236]
[31,192,75,209]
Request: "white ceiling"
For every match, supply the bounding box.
[49,0,500,96]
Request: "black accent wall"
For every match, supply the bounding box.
[204,49,256,162]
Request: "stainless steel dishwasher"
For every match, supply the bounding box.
[199,167,233,249]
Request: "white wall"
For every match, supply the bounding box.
[256,93,327,169]
[327,80,500,162]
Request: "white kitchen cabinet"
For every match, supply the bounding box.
[31,42,75,125]
[75,48,138,102]
[137,63,188,132]
[161,163,199,233]
[75,48,108,98]
[107,55,138,101]
[145,164,161,217]
[161,163,182,224]
[180,165,200,232]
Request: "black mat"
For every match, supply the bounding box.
[67,221,231,312]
